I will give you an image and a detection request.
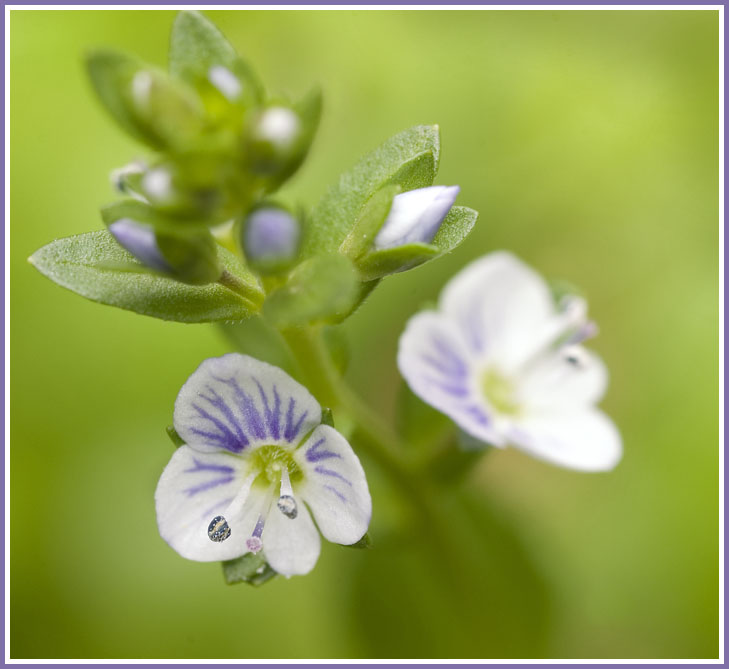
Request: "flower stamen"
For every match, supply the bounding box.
[277,467,298,519]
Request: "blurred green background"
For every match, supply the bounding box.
[10,9,719,659]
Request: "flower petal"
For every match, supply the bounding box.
[517,347,608,410]
[262,495,321,577]
[373,185,460,249]
[398,310,505,446]
[294,425,372,544]
[155,445,253,562]
[509,408,622,471]
[174,353,321,454]
[438,251,556,369]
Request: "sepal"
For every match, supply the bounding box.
[222,552,277,586]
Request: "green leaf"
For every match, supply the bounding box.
[343,532,372,549]
[431,206,479,254]
[169,11,238,83]
[166,425,185,448]
[29,231,263,323]
[356,242,440,282]
[263,254,359,328]
[339,184,400,260]
[302,125,440,257]
[350,489,550,656]
[222,552,277,586]
[218,317,299,375]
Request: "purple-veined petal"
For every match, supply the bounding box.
[398,310,506,446]
[373,185,460,249]
[155,445,254,562]
[262,494,321,577]
[295,425,372,545]
[174,353,321,454]
[516,346,608,410]
[438,251,557,370]
[508,408,622,471]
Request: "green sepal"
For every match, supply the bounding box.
[218,317,299,376]
[247,88,322,188]
[355,206,479,281]
[302,125,440,257]
[169,11,263,115]
[166,425,185,448]
[356,243,440,282]
[29,230,262,323]
[339,184,400,260]
[343,533,372,549]
[101,199,202,233]
[263,254,359,328]
[431,206,479,255]
[222,552,277,586]
[321,407,335,428]
[102,200,223,285]
[86,49,203,149]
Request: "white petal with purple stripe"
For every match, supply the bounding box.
[174,353,321,454]
[296,425,372,545]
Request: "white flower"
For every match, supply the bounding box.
[155,353,372,576]
[373,185,460,250]
[397,251,622,471]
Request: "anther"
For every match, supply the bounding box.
[207,515,231,542]
[277,468,298,519]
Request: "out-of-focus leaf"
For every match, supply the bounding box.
[396,382,453,450]
[169,10,237,83]
[303,125,440,257]
[222,552,277,586]
[350,488,552,657]
[29,231,262,323]
[218,317,299,376]
[263,254,359,327]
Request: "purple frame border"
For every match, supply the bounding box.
[1,2,724,667]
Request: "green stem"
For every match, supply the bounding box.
[280,326,455,553]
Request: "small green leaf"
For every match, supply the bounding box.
[321,407,335,428]
[169,11,237,83]
[29,231,263,323]
[166,425,185,448]
[302,125,440,257]
[356,243,440,282]
[218,317,299,375]
[343,533,372,549]
[431,206,479,254]
[339,184,400,260]
[222,552,277,586]
[263,254,359,327]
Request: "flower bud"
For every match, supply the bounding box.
[373,185,460,250]
[241,206,300,272]
[108,218,221,285]
[245,105,306,177]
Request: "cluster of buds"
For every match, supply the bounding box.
[91,12,318,286]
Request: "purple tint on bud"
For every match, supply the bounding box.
[243,208,300,264]
[109,219,171,272]
[373,185,460,250]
